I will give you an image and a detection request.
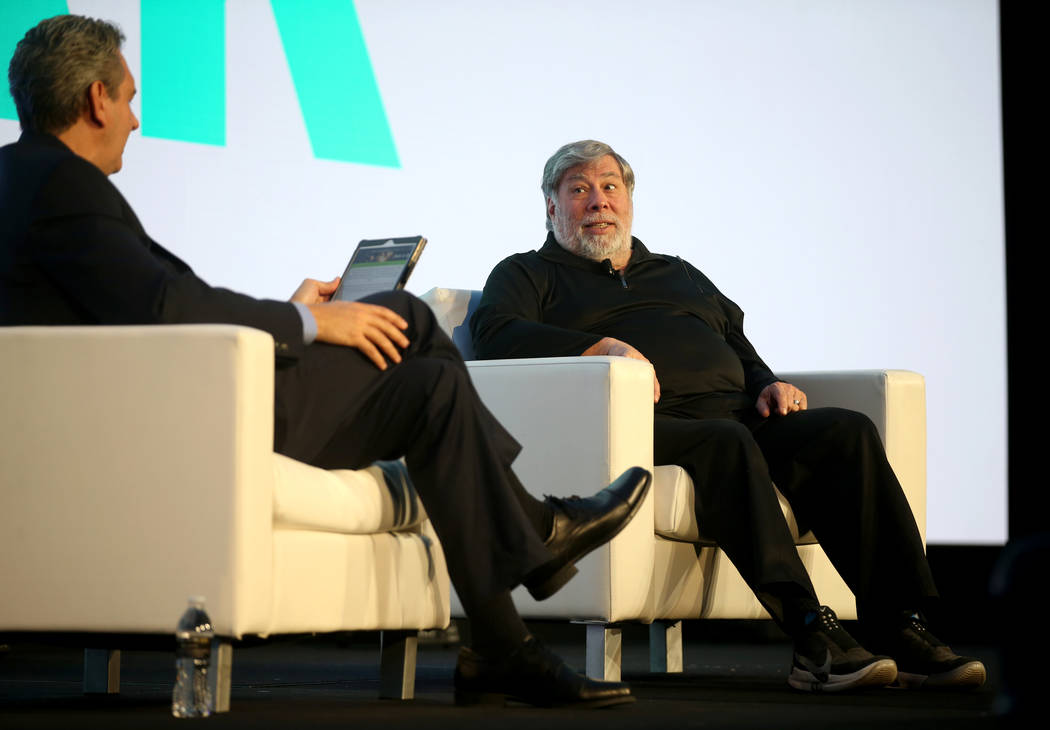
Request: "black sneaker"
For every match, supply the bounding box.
[789,606,898,692]
[875,613,986,689]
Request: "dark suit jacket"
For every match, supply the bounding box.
[0,132,304,363]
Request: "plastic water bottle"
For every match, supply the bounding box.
[172,596,214,718]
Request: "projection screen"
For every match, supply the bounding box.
[1,0,1006,544]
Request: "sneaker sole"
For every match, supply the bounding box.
[897,661,986,690]
[788,658,898,692]
[523,561,579,602]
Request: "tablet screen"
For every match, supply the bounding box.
[333,237,425,302]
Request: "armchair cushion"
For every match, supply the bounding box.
[653,464,811,544]
[272,457,427,534]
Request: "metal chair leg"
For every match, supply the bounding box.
[584,623,622,681]
[209,639,233,712]
[649,619,683,673]
[83,648,120,694]
[379,630,418,699]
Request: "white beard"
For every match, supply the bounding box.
[554,217,632,264]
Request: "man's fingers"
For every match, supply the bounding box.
[356,338,388,370]
[348,327,400,370]
[359,311,409,351]
[369,303,409,331]
[756,382,806,418]
[368,327,404,364]
[374,316,410,348]
[357,304,410,365]
[786,388,805,412]
[347,301,407,328]
[765,388,782,415]
[316,276,341,296]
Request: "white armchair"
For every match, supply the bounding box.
[0,325,451,709]
[421,288,926,680]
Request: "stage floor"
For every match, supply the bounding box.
[0,621,1009,729]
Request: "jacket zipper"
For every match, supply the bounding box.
[604,259,629,289]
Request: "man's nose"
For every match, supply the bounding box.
[588,189,610,209]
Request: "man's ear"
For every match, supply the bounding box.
[546,196,557,223]
[86,80,108,128]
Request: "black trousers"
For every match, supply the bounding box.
[272,291,551,615]
[654,407,937,633]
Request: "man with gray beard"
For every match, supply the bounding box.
[471,139,985,693]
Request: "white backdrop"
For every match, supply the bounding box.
[2,0,1006,544]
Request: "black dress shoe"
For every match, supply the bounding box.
[454,635,634,708]
[523,466,651,601]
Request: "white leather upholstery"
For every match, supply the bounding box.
[653,465,810,544]
[465,356,655,620]
[420,287,927,633]
[0,325,450,640]
[272,457,428,534]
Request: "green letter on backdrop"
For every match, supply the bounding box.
[2,0,398,167]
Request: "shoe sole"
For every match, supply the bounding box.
[454,689,636,708]
[896,661,986,690]
[788,658,898,692]
[524,561,579,602]
[525,471,652,601]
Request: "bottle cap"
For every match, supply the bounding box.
[188,595,206,606]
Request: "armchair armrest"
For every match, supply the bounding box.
[0,325,277,636]
[465,356,656,621]
[781,369,926,542]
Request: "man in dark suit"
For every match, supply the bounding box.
[1,16,650,708]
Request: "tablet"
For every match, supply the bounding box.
[331,236,427,302]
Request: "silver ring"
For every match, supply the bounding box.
[793,399,801,406]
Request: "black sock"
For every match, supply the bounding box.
[755,581,822,638]
[860,607,925,640]
[506,468,553,539]
[858,594,938,630]
[468,590,530,659]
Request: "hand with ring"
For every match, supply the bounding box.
[756,381,808,418]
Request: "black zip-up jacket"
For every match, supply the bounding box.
[471,233,780,420]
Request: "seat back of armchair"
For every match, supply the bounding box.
[420,288,482,359]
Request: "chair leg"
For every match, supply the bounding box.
[209,639,233,713]
[585,624,622,681]
[379,630,418,699]
[649,620,683,673]
[83,648,120,694]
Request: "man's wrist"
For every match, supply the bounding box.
[291,301,317,345]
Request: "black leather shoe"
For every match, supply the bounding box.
[454,635,634,708]
[523,466,651,601]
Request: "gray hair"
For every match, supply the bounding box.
[541,140,635,231]
[8,15,125,135]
